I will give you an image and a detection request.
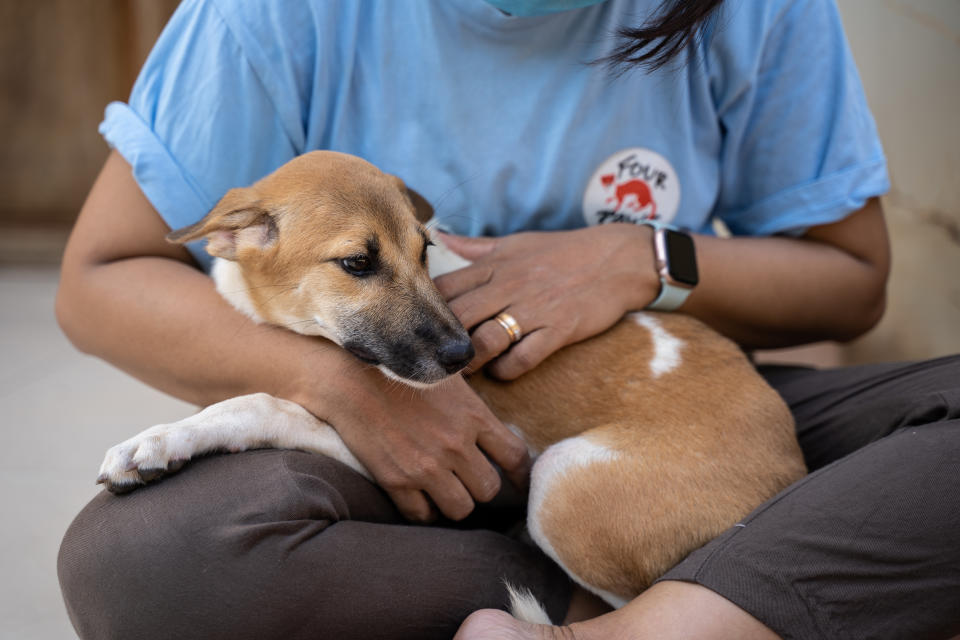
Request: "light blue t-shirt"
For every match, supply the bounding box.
[101,0,889,271]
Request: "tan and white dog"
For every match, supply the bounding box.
[97,151,807,616]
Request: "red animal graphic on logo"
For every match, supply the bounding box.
[602,174,657,219]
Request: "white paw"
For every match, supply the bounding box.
[96,425,192,494]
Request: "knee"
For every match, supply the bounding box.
[57,449,381,639]
[58,485,255,639]
[57,489,173,639]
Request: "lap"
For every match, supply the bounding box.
[663,418,960,639]
[759,354,960,469]
[58,449,570,640]
[658,355,960,639]
[61,356,960,638]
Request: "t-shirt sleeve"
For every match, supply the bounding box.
[98,0,306,270]
[708,0,889,237]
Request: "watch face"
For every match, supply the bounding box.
[664,229,699,286]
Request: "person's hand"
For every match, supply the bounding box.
[299,351,531,523]
[434,224,659,380]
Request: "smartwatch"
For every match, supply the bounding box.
[642,223,699,311]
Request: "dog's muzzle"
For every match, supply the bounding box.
[436,337,475,374]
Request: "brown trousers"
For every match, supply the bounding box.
[58,356,960,640]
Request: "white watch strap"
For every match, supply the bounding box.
[646,280,693,311]
[640,221,694,312]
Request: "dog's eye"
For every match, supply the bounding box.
[421,240,434,266]
[340,255,374,276]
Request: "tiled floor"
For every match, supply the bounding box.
[0,266,193,639]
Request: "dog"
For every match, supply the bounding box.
[97,150,807,616]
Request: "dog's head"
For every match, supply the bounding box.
[167,151,473,387]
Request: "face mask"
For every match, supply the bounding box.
[483,0,608,17]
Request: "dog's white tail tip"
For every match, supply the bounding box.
[505,581,552,625]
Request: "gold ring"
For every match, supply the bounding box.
[494,312,523,343]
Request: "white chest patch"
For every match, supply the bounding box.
[211,258,263,323]
[427,232,473,279]
[627,312,684,378]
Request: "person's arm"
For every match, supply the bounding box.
[57,151,530,522]
[434,197,889,380]
[57,152,303,406]
[683,197,889,347]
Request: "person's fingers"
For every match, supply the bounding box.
[487,328,564,381]
[476,422,532,492]
[424,472,477,521]
[387,488,439,524]
[434,262,495,301]
[435,266,499,317]
[432,234,502,302]
[454,448,503,504]
[467,313,523,372]
[447,285,518,331]
[378,444,478,521]
[435,232,499,261]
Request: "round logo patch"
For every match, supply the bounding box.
[582,148,681,227]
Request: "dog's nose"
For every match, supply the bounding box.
[436,338,475,374]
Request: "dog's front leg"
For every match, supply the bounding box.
[97,392,370,493]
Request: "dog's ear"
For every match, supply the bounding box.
[387,174,434,224]
[166,188,278,260]
[405,187,435,225]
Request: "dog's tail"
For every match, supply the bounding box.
[504,581,552,625]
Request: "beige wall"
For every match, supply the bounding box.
[839,0,960,362]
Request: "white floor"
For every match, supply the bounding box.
[0,266,194,640]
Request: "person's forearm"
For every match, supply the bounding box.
[685,234,886,347]
[683,225,888,349]
[55,150,345,411]
[56,254,335,409]
[676,199,889,349]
